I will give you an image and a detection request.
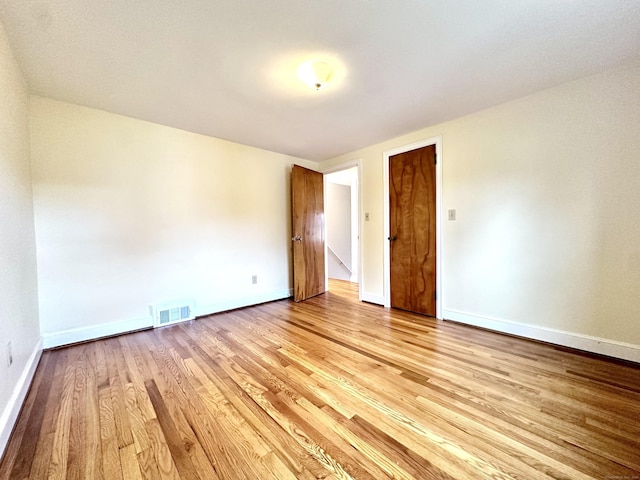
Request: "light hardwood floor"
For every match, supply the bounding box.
[1,279,639,479]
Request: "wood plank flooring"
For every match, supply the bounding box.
[2,279,639,479]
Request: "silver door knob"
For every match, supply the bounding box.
[292,235,302,242]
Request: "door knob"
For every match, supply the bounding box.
[388,236,397,241]
[292,235,302,242]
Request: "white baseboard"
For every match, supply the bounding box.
[41,290,294,351]
[195,288,292,317]
[361,291,385,306]
[0,338,43,459]
[42,316,153,349]
[443,309,640,363]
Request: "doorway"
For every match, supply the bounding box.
[383,137,443,319]
[323,161,362,300]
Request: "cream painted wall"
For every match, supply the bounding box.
[0,21,40,452]
[30,96,317,343]
[321,62,640,356]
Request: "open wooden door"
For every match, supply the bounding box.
[291,165,326,302]
[389,145,436,316]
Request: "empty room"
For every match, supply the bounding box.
[1,1,639,479]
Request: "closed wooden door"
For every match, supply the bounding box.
[291,165,326,302]
[389,145,436,316]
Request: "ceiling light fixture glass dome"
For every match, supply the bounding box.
[297,60,334,91]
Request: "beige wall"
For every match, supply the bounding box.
[30,97,317,345]
[0,22,40,450]
[321,62,640,358]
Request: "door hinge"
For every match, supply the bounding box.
[434,153,437,165]
[434,290,437,301]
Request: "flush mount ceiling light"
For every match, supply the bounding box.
[297,60,334,91]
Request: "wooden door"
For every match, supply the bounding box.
[389,145,436,316]
[291,165,326,302]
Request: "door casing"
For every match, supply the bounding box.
[383,137,443,319]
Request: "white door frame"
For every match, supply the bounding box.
[383,137,443,319]
[321,159,363,301]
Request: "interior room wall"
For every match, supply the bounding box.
[326,182,352,281]
[30,96,317,347]
[320,62,640,361]
[0,21,41,455]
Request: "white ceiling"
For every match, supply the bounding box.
[1,1,639,161]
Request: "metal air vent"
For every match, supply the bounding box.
[150,300,195,327]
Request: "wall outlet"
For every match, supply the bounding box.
[251,275,258,285]
[7,341,12,367]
